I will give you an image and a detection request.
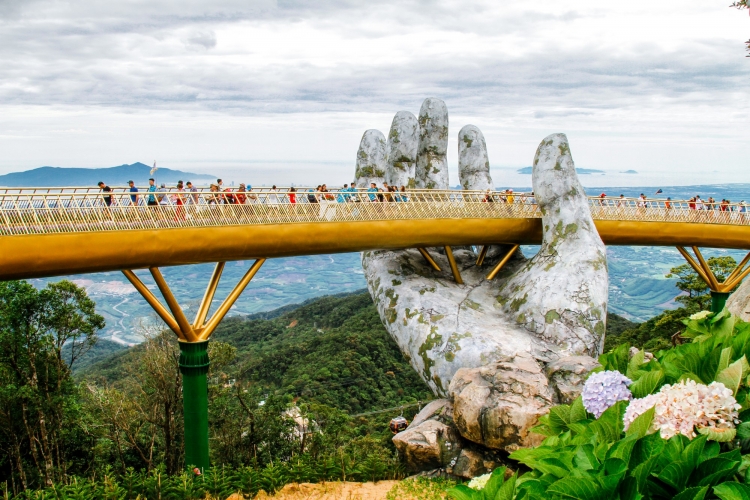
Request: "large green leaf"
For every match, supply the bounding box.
[549,405,572,434]
[657,461,694,491]
[574,445,600,471]
[630,454,660,492]
[672,486,709,500]
[590,401,626,443]
[546,476,603,500]
[534,457,573,478]
[736,422,750,439]
[495,473,517,500]
[630,370,664,398]
[694,457,741,487]
[716,356,750,395]
[447,484,482,500]
[713,482,750,500]
[481,467,507,500]
[625,407,655,439]
[570,396,588,423]
[681,434,708,469]
[717,347,734,376]
[627,350,646,379]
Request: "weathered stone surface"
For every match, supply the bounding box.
[386,111,419,188]
[458,125,493,191]
[356,105,605,452]
[416,98,449,189]
[499,133,608,356]
[727,280,750,321]
[354,129,386,188]
[451,449,496,479]
[449,356,553,451]
[392,399,462,472]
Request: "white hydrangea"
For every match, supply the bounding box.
[582,370,633,418]
[689,310,712,320]
[467,473,491,490]
[623,380,741,440]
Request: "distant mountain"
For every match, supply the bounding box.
[622,170,638,174]
[516,166,605,175]
[0,162,215,187]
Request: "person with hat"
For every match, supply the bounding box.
[128,180,139,206]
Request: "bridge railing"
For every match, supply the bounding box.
[0,189,747,236]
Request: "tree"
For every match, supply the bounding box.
[730,1,750,55]
[0,280,104,492]
[666,255,737,310]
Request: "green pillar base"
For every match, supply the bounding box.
[179,340,210,472]
[710,291,730,314]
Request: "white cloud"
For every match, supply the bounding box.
[0,0,747,185]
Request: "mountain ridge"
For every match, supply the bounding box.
[0,162,215,187]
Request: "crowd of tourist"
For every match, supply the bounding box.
[94,179,746,216]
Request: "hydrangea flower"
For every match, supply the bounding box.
[623,380,740,440]
[582,370,633,418]
[468,473,491,490]
[689,310,712,320]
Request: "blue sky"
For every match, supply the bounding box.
[0,0,748,186]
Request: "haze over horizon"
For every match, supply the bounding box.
[1,0,748,186]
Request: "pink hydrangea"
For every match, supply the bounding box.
[623,380,740,439]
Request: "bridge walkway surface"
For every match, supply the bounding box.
[2,187,750,280]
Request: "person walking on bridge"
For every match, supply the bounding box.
[128,180,139,206]
[98,181,113,207]
[147,178,158,207]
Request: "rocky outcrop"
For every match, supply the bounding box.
[355,99,606,466]
[354,129,386,188]
[392,399,505,478]
[386,111,419,188]
[416,98,449,189]
[458,125,493,191]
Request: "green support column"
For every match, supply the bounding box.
[710,291,730,314]
[179,340,210,471]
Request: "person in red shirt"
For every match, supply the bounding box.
[288,187,297,204]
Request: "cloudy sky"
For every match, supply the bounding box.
[0,0,748,186]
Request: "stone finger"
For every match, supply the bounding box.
[458,125,493,191]
[386,111,419,189]
[416,98,449,189]
[354,129,386,188]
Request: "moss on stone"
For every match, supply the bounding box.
[509,293,528,312]
[545,310,561,324]
[391,279,402,286]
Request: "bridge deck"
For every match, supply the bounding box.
[1,189,749,280]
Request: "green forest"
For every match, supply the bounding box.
[0,255,734,498]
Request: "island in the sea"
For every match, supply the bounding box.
[516,166,604,175]
[621,169,638,174]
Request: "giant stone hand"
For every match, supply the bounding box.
[356,98,607,454]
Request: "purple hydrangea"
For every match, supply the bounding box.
[582,370,633,418]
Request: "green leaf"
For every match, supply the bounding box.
[737,422,750,439]
[657,461,694,490]
[549,405,572,433]
[681,434,708,469]
[717,347,734,376]
[570,396,588,423]
[590,401,626,443]
[713,482,750,500]
[495,473,517,500]
[447,484,483,500]
[627,350,646,379]
[694,457,741,487]
[697,426,737,443]
[672,486,709,500]
[546,476,603,500]
[607,435,637,463]
[574,445,600,471]
[482,467,507,500]
[532,458,570,478]
[630,455,660,492]
[630,370,664,398]
[626,407,655,439]
[716,356,750,395]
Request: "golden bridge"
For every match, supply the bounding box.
[3,185,748,469]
